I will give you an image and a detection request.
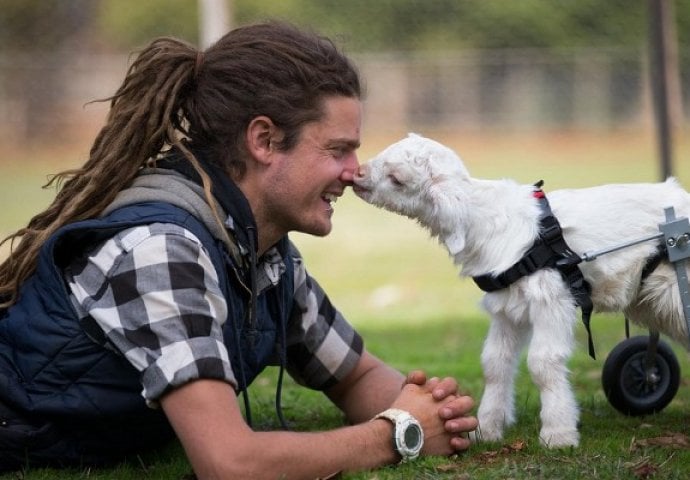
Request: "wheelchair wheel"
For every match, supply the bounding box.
[601,335,680,416]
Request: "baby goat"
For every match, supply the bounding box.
[352,133,690,447]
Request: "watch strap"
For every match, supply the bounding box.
[373,407,409,423]
[372,408,423,462]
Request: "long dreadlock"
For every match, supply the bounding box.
[0,37,214,308]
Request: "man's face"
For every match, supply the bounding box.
[262,96,362,238]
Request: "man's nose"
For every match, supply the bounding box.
[340,154,361,183]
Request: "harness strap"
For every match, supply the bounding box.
[641,243,667,281]
[558,262,595,359]
[472,181,597,359]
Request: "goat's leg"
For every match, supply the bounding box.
[477,310,530,442]
[527,297,579,448]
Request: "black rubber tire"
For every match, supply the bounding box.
[602,335,680,416]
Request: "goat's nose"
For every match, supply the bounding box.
[355,164,369,179]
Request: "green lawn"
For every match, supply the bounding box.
[6,316,690,479]
[2,129,690,479]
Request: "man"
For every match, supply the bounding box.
[0,21,477,478]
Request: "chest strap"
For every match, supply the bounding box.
[472,181,596,359]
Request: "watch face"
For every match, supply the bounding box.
[404,423,422,448]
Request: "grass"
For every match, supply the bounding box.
[1,128,690,479]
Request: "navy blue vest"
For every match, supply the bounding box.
[0,202,293,433]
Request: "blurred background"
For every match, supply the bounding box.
[1,0,688,149]
[1,0,689,326]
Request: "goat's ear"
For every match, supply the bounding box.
[443,231,465,256]
[429,178,467,255]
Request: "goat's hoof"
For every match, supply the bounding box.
[539,429,579,448]
[467,429,483,443]
[475,424,504,443]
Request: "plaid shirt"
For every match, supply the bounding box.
[65,222,363,406]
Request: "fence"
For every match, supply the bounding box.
[2,46,687,149]
[358,46,682,133]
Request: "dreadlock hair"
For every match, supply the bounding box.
[0,20,362,309]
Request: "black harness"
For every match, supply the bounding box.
[472,181,597,359]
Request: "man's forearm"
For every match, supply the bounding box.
[326,351,406,423]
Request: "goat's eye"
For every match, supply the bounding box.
[388,173,404,187]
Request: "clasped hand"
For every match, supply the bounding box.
[394,370,478,456]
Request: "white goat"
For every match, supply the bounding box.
[352,133,690,448]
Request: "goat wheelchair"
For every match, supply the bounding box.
[586,206,690,415]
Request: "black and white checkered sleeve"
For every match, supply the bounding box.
[66,223,236,406]
[285,245,363,391]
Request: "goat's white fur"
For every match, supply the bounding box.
[352,133,690,448]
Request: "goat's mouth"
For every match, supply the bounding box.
[351,184,371,200]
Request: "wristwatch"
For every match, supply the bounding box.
[373,408,424,462]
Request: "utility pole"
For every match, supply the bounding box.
[648,0,681,180]
[198,0,232,49]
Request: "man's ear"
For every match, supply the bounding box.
[246,116,279,165]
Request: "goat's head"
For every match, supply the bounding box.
[353,133,471,254]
